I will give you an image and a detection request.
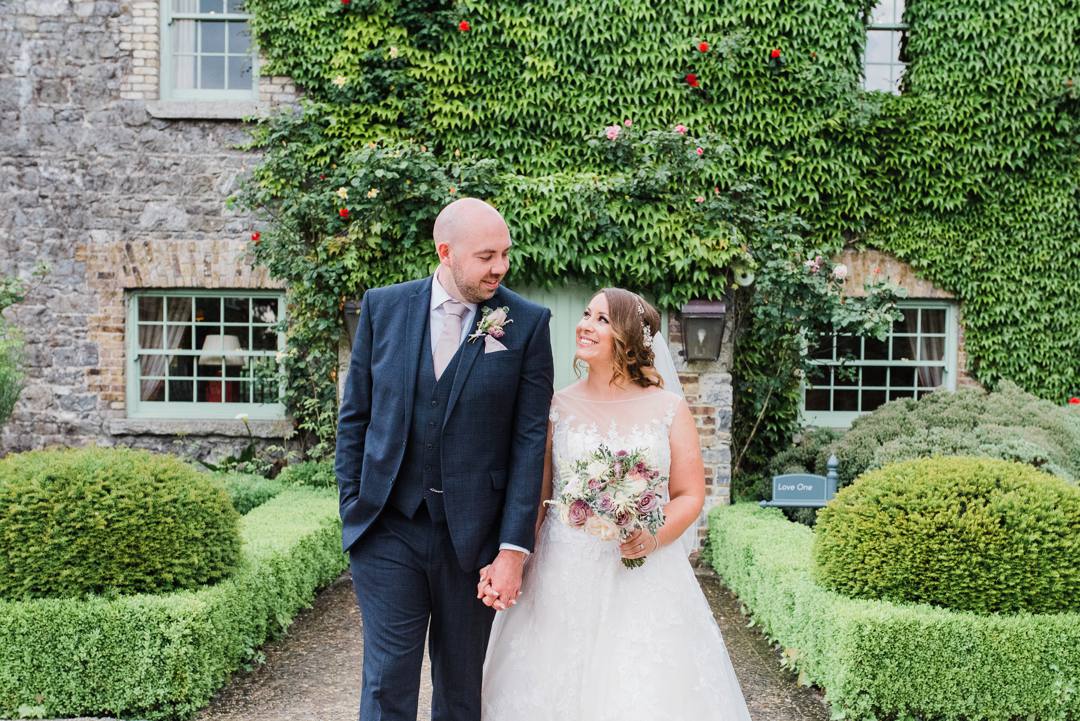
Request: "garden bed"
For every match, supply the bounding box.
[0,488,347,720]
[708,503,1080,721]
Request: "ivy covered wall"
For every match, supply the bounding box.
[239,0,1079,454]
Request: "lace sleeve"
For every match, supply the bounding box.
[662,393,684,431]
[548,393,563,424]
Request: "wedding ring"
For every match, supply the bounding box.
[637,543,644,550]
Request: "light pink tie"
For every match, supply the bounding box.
[433,300,468,380]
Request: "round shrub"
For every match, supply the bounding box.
[0,447,241,600]
[816,383,1080,487]
[813,457,1080,614]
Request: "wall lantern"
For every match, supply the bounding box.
[679,300,727,362]
[344,299,363,349]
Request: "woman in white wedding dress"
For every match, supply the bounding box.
[479,288,752,721]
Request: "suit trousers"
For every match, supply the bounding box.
[349,503,496,721]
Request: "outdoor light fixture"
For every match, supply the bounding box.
[679,300,727,362]
[344,299,363,349]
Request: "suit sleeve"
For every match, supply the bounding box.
[500,308,554,551]
[335,289,374,515]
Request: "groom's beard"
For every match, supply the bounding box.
[452,267,502,303]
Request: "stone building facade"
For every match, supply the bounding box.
[0,1,970,526]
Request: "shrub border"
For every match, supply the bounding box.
[0,488,348,720]
[708,503,1080,721]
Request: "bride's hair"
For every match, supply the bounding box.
[596,288,664,389]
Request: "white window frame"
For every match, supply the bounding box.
[159,0,259,102]
[801,300,958,428]
[862,0,908,94]
[126,290,286,420]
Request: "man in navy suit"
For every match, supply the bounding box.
[335,197,554,721]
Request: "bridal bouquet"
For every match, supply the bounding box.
[547,445,667,569]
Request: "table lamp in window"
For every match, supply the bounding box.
[199,334,245,402]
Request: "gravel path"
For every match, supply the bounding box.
[192,567,829,721]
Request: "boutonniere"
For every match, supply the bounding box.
[468,306,513,343]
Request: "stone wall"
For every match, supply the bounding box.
[0,0,294,461]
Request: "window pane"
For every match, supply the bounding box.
[200,21,226,53]
[199,0,224,13]
[253,298,278,324]
[922,308,946,333]
[227,0,246,11]
[864,336,888,360]
[805,388,830,411]
[172,0,201,12]
[889,388,915,401]
[891,367,915,387]
[224,325,250,351]
[227,56,253,90]
[201,54,226,89]
[891,338,915,361]
[806,364,828,386]
[138,325,164,350]
[863,64,893,92]
[224,296,248,323]
[917,367,944,388]
[140,378,165,402]
[861,389,887,412]
[198,379,227,402]
[870,0,896,24]
[197,360,224,378]
[834,390,859,411]
[892,308,918,334]
[196,297,221,323]
[168,354,196,377]
[921,336,945,361]
[165,296,191,321]
[835,366,858,387]
[866,30,894,64]
[252,326,279,351]
[138,297,163,322]
[836,335,859,359]
[172,53,197,91]
[169,379,195,402]
[228,21,250,54]
[862,365,887,386]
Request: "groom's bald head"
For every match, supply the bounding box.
[433,198,511,303]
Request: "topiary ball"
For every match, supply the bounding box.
[813,456,1080,614]
[0,447,241,600]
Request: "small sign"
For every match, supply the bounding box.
[759,456,839,509]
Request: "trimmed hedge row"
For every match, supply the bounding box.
[708,503,1080,721]
[210,471,287,515]
[0,488,347,721]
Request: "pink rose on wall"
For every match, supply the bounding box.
[832,264,849,281]
[605,125,621,140]
[674,124,687,135]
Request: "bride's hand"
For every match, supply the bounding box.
[476,564,493,600]
[620,528,660,560]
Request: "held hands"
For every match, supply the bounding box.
[619,528,661,561]
[475,549,526,612]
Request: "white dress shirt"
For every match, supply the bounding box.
[429,272,529,557]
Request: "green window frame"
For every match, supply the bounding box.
[863,0,908,94]
[801,301,958,428]
[126,290,286,420]
[159,0,258,102]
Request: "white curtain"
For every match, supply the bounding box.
[139,301,191,401]
[173,0,198,90]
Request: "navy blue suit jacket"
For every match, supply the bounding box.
[335,276,554,571]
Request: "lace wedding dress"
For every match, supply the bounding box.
[482,387,753,721]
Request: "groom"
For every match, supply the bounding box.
[335,197,554,721]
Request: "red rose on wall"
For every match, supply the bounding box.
[339,208,349,219]
[458,20,470,32]
[1069,397,1080,405]
[698,41,709,52]
[251,231,260,242]
[770,48,781,59]
[685,73,700,88]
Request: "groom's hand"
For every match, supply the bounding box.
[481,550,526,612]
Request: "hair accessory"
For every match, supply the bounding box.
[636,299,653,349]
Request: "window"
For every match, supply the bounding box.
[160,0,257,101]
[127,291,285,419]
[863,0,908,94]
[801,301,957,427]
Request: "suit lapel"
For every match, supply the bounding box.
[443,293,499,427]
[401,278,432,424]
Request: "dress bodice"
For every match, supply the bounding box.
[549,385,683,505]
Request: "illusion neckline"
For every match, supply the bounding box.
[559,389,668,404]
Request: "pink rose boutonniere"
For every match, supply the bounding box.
[468,306,513,343]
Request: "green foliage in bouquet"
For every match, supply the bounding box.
[813,456,1080,614]
[0,448,241,600]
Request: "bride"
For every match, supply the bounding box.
[478,287,752,720]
